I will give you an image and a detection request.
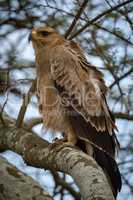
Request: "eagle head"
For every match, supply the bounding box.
[28,26,62,47]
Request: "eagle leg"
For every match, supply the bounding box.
[67,129,77,146]
[49,128,78,149]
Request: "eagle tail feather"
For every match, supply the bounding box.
[70,114,122,198]
[93,147,122,198]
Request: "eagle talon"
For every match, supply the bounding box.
[53,137,67,143]
[49,137,78,150]
[49,138,67,150]
[52,137,59,142]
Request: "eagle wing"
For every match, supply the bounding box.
[49,41,116,135]
[49,41,121,196]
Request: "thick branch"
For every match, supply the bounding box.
[0,155,53,200]
[0,119,114,200]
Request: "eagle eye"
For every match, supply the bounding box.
[40,31,50,37]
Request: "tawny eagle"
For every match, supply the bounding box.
[29,26,122,198]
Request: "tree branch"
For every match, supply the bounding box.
[64,0,88,38]
[109,68,133,89]
[16,80,36,128]
[52,171,81,200]
[70,0,133,39]
[0,155,53,200]
[114,112,133,121]
[93,22,133,47]
[0,115,115,200]
[27,110,133,129]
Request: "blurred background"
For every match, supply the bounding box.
[0,0,133,199]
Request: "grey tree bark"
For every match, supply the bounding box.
[0,155,53,200]
[0,113,115,200]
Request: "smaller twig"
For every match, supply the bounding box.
[107,0,133,31]
[16,80,36,128]
[0,91,10,125]
[122,174,133,192]
[70,0,133,39]
[93,23,133,47]
[113,112,133,121]
[52,171,81,200]
[118,158,133,166]
[64,0,88,38]
[108,66,124,97]
[110,68,133,89]
[27,117,42,129]
[0,65,35,71]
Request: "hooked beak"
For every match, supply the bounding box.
[28,32,32,43]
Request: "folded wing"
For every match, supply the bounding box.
[50,41,116,135]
